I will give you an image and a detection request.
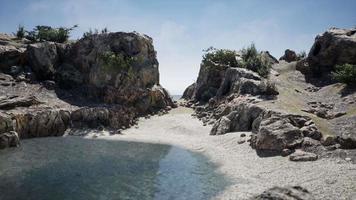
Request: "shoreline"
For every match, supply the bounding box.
[91,106,356,200]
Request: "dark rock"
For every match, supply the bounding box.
[251,186,315,200]
[336,133,356,149]
[321,135,337,146]
[27,42,59,80]
[0,131,20,149]
[279,49,298,62]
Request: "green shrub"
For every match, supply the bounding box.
[201,44,271,77]
[83,28,108,38]
[100,51,132,73]
[25,25,78,43]
[202,47,240,69]
[332,63,356,85]
[15,25,25,39]
[241,44,271,78]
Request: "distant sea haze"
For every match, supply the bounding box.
[171,95,182,101]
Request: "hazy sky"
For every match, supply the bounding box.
[1,0,355,94]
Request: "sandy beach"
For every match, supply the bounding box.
[92,106,356,200]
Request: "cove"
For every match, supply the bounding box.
[0,137,230,200]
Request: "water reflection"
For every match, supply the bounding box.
[0,137,229,200]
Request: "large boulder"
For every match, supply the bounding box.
[0,131,20,149]
[182,83,196,100]
[250,186,315,200]
[210,103,265,135]
[251,113,314,152]
[14,110,71,138]
[299,27,356,75]
[279,49,298,62]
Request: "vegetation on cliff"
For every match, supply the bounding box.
[202,44,271,78]
[332,63,356,85]
[15,24,78,43]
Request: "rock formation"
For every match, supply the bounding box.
[297,27,356,76]
[251,186,315,200]
[0,32,174,149]
[279,49,298,62]
[182,27,356,158]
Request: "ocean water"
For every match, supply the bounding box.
[0,137,230,200]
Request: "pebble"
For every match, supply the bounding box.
[345,157,351,162]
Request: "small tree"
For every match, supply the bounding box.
[15,24,25,39]
[241,43,271,78]
[332,63,356,85]
[25,25,78,43]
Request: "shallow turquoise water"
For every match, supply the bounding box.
[0,137,229,200]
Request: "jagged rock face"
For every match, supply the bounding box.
[251,186,315,200]
[279,49,297,62]
[27,42,59,80]
[299,27,356,75]
[194,63,229,102]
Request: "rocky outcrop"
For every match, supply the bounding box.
[14,109,71,138]
[297,27,356,75]
[251,186,315,200]
[210,102,322,154]
[0,31,174,149]
[279,49,297,62]
[0,34,27,72]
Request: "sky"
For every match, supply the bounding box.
[1,0,355,94]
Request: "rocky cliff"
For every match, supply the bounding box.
[0,32,175,149]
[182,27,356,159]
